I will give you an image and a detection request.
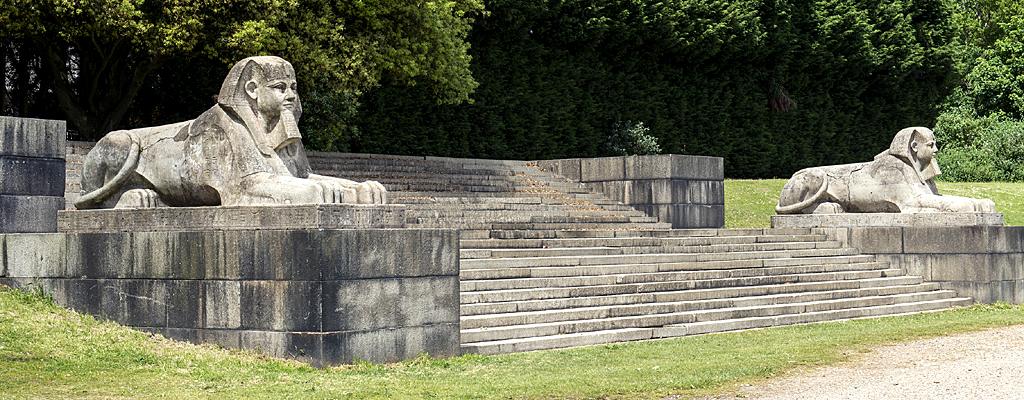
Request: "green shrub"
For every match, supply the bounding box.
[606,121,662,156]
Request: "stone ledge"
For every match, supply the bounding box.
[57,204,407,233]
[771,212,1004,228]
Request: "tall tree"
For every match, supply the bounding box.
[0,0,482,140]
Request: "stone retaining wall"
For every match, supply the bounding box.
[0,228,460,365]
[819,226,1024,304]
[536,155,725,228]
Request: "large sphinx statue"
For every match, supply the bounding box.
[776,127,995,214]
[76,56,387,209]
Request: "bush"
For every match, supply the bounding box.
[606,121,662,156]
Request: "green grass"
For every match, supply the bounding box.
[725,180,1024,228]
[3,288,1024,399]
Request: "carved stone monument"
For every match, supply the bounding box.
[75,56,386,209]
[775,127,995,215]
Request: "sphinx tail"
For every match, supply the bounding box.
[73,141,142,209]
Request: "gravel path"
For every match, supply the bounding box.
[706,325,1024,400]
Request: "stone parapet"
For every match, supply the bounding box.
[0,227,460,365]
[0,116,66,233]
[772,212,1005,228]
[57,204,407,233]
[536,155,725,228]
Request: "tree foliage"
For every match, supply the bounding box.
[0,0,482,140]
[346,0,956,178]
[934,0,1024,181]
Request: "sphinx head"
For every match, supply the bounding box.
[889,127,941,181]
[218,56,303,149]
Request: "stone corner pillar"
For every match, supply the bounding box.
[0,116,67,233]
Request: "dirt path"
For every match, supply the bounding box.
[705,325,1024,400]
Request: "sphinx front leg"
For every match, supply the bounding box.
[308,174,387,204]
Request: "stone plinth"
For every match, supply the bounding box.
[771,213,1004,228]
[537,155,725,228]
[0,227,459,366]
[57,204,407,233]
[1,116,66,233]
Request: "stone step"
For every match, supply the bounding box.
[405,206,646,216]
[411,215,646,224]
[460,268,904,304]
[461,284,950,329]
[461,291,958,344]
[461,297,971,354]
[481,228,813,240]
[461,255,878,280]
[460,261,892,292]
[459,241,842,259]
[459,247,861,270]
[459,234,829,249]
[411,221,671,230]
[460,276,929,316]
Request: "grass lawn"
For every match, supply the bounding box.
[3,288,1024,399]
[725,180,1024,228]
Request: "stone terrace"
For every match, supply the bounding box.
[63,144,972,355]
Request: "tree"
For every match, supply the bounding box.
[0,0,483,140]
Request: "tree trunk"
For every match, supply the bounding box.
[41,39,161,140]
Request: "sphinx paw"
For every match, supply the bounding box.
[114,189,165,209]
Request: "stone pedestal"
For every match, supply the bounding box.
[3,205,461,366]
[776,212,1023,304]
[537,154,725,228]
[0,117,66,233]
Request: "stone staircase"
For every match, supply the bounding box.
[306,152,972,355]
[63,147,973,355]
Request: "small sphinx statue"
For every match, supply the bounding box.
[76,56,386,209]
[776,127,995,214]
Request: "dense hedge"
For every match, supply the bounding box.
[339,0,957,178]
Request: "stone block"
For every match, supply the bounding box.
[670,155,724,180]
[166,280,203,328]
[204,281,241,329]
[65,232,133,278]
[5,233,66,277]
[991,254,1024,281]
[322,276,459,331]
[163,328,200,344]
[940,281,989,304]
[239,281,321,331]
[324,323,461,364]
[64,278,103,316]
[320,229,459,280]
[132,231,249,280]
[57,204,406,233]
[672,179,725,205]
[622,155,724,180]
[903,227,989,254]
[647,180,673,204]
[848,227,903,254]
[201,329,241,349]
[97,279,167,327]
[239,330,324,366]
[0,116,66,158]
[0,235,5,277]
[0,195,64,233]
[927,254,993,283]
[669,204,725,228]
[0,156,66,196]
[536,159,582,182]
[580,157,625,182]
[251,230,320,280]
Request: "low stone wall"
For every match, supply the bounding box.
[536,155,725,228]
[1,117,67,232]
[0,228,461,365]
[817,226,1024,304]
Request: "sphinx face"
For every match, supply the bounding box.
[912,130,938,165]
[256,78,298,121]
